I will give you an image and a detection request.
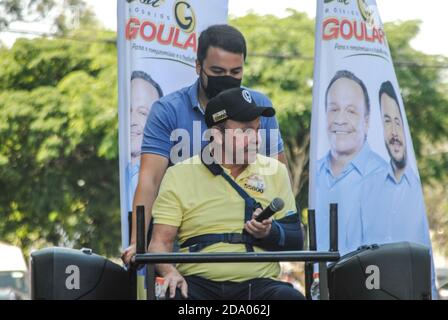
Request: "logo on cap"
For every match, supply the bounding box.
[242,90,252,103]
[212,110,228,123]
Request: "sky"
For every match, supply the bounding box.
[1,0,448,56]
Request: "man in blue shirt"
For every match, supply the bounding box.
[360,81,437,298]
[122,25,287,264]
[315,70,387,255]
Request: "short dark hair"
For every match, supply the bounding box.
[379,80,403,121]
[131,71,164,98]
[325,70,370,117]
[197,25,247,65]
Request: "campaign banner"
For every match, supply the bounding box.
[117,0,228,248]
[309,0,436,294]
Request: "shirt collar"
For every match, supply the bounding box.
[187,78,202,113]
[386,162,413,186]
[321,142,372,177]
[201,155,222,176]
[200,144,257,178]
[350,142,371,175]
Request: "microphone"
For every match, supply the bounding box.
[255,198,285,222]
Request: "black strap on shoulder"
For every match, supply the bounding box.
[179,146,262,253]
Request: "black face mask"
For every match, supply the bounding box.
[200,69,242,99]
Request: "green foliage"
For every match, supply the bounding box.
[0,30,120,257]
[0,0,55,29]
[0,0,97,34]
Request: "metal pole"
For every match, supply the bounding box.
[136,206,145,254]
[305,209,317,299]
[136,205,156,300]
[127,211,137,300]
[318,262,330,300]
[330,203,338,252]
[134,251,340,264]
[133,251,340,301]
[128,211,132,246]
[308,209,317,251]
[146,265,156,300]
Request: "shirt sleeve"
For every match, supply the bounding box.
[152,168,183,227]
[141,100,175,159]
[273,163,297,220]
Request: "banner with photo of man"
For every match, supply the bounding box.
[309,0,436,294]
[117,0,228,248]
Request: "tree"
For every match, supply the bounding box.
[0,0,54,29]
[0,28,119,256]
[0,0,97,34]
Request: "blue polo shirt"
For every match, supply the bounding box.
[142,79,284,164]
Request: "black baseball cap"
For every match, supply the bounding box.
[205,87,276,128]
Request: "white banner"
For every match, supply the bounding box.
[310,0,436,294]
[117,0,228,248]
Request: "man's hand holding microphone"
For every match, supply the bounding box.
[244,198,284,239]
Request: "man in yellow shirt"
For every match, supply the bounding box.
[149,88,304,300]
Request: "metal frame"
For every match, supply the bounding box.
[133,204,340,300]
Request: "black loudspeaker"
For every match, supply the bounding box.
[31,247,135,300]
[328,242,431,300]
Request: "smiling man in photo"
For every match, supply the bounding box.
[127,71,164,213]
[315,70,387,255]
[360,81,437,297]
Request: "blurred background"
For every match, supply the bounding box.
[0,0,447,299]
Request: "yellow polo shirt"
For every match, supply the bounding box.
[152,154,297,282]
